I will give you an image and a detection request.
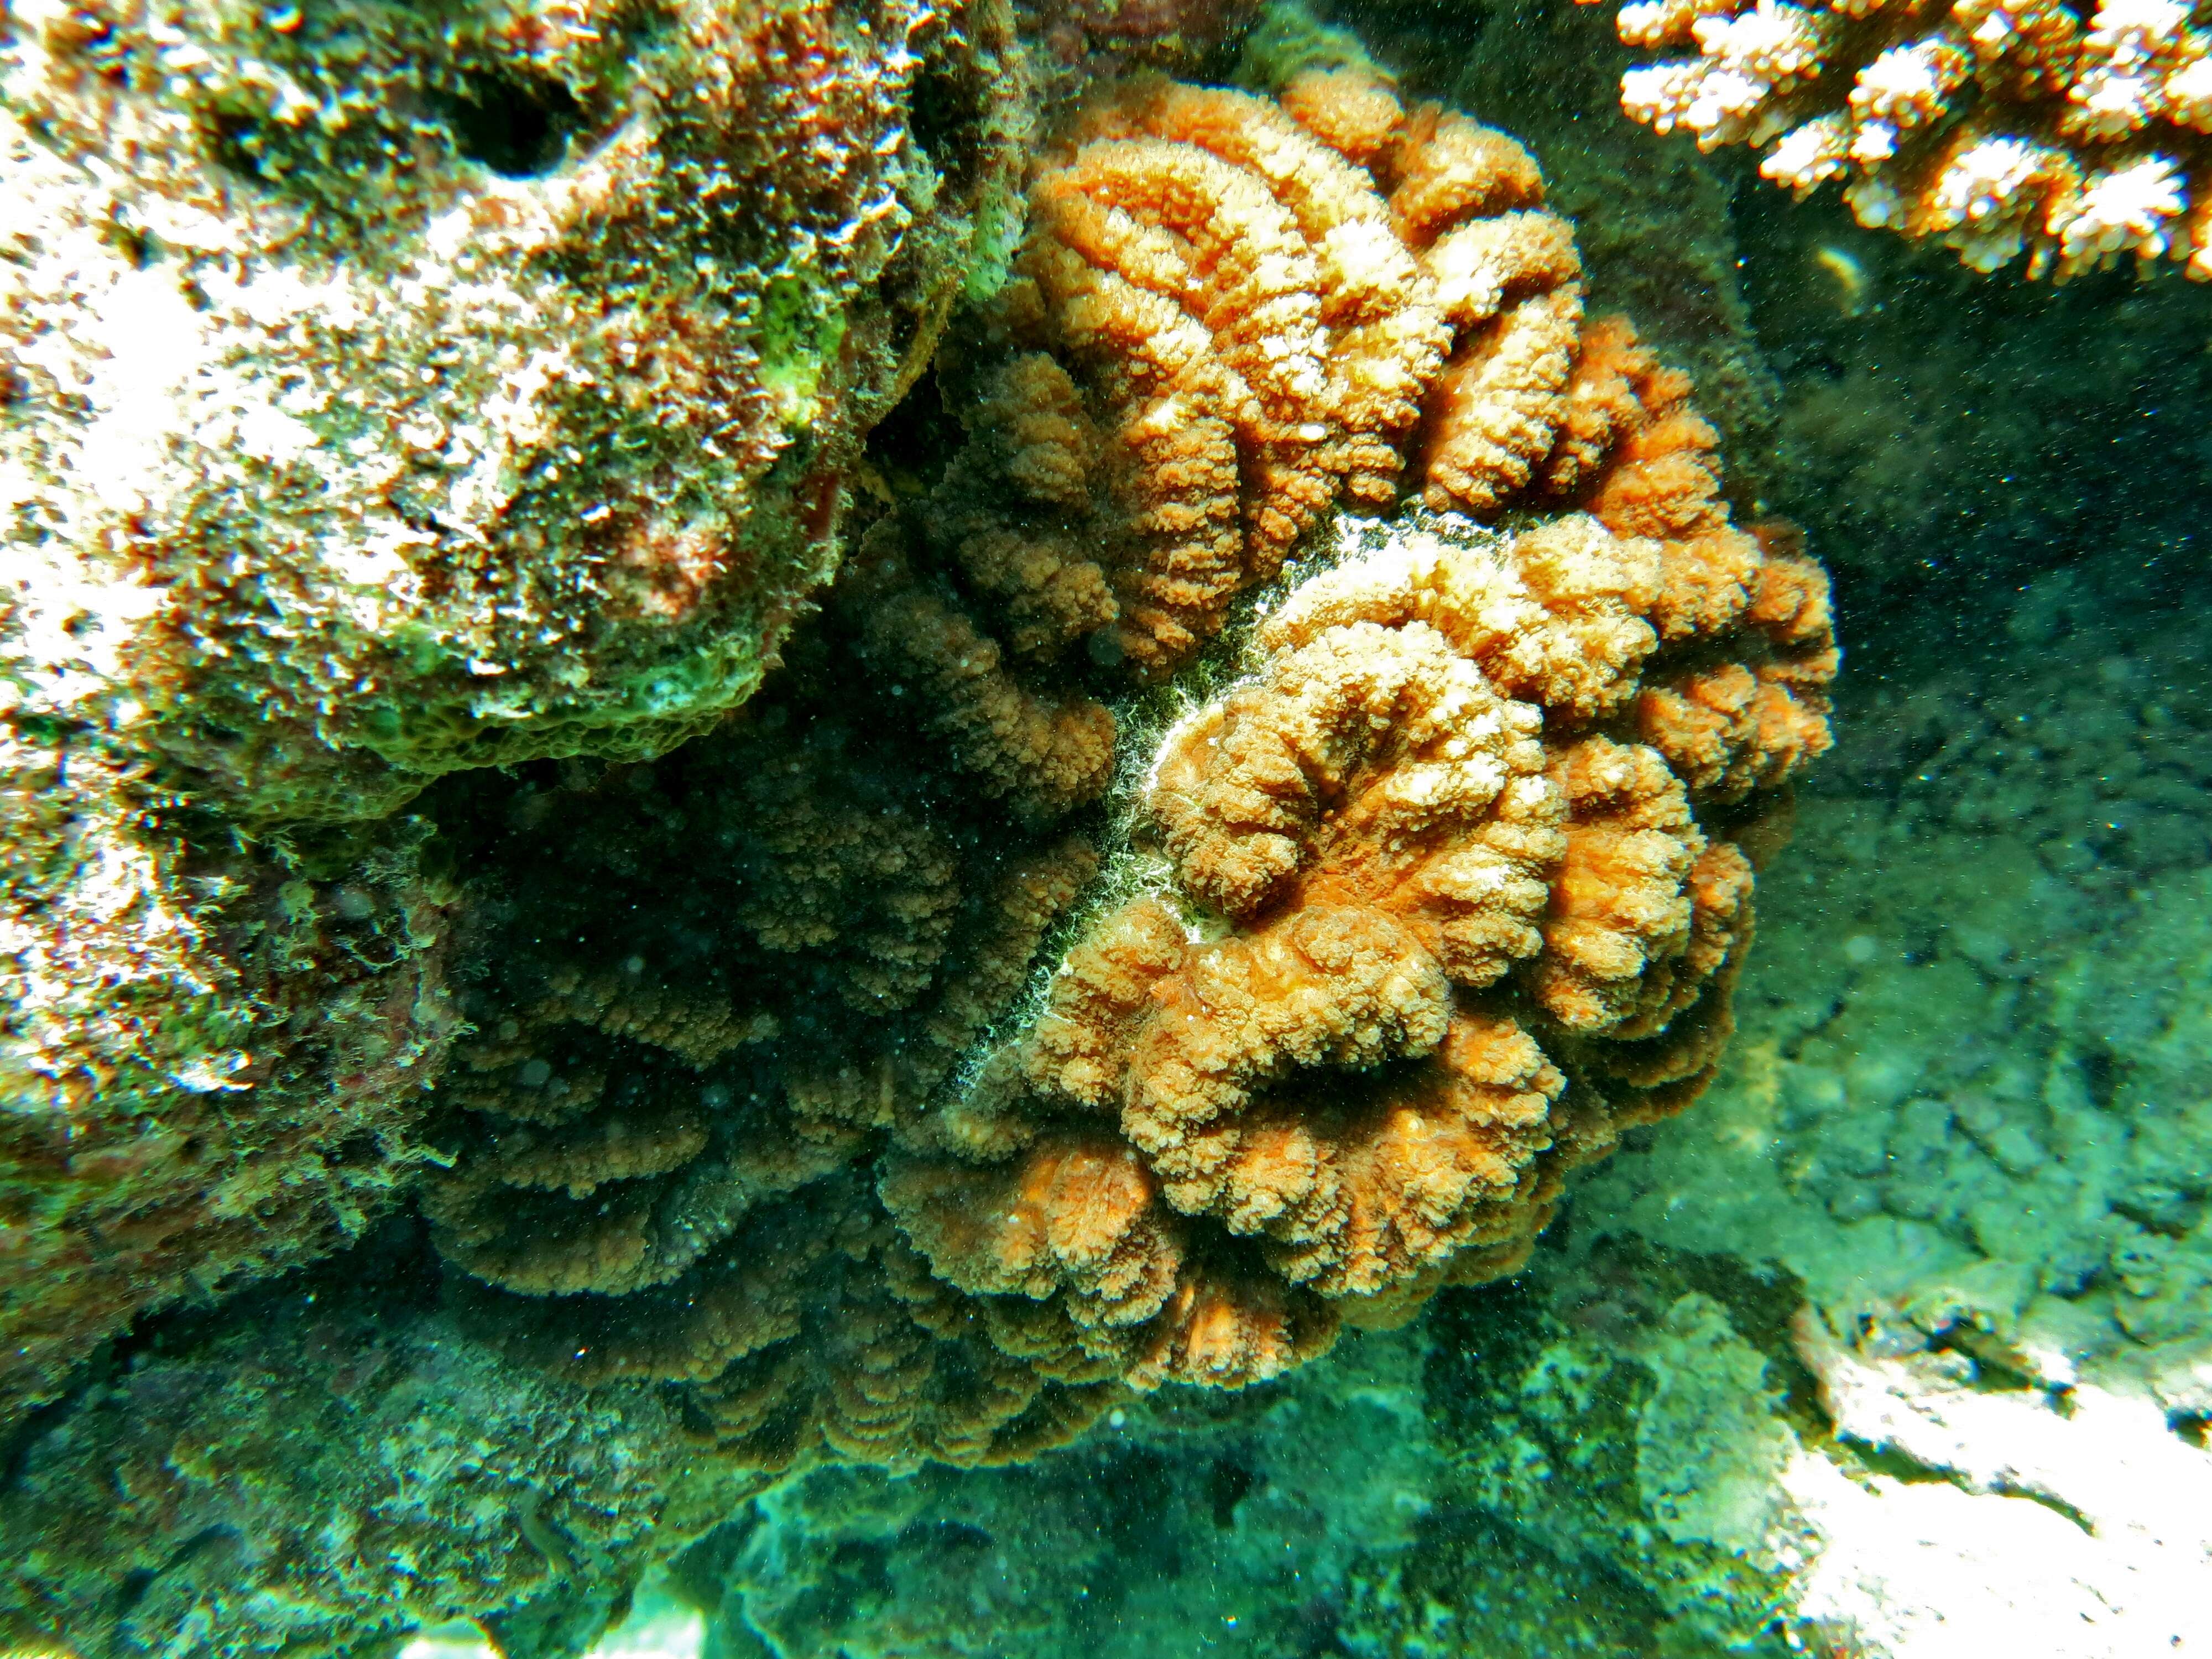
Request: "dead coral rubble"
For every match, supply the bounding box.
[1582,0,2212,278]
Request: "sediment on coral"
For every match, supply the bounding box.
[1581,0,2212,278]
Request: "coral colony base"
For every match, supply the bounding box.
[2,17,1837,1650]
[653,551,2212,1659]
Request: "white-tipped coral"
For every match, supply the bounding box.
[1587,0,2212,277]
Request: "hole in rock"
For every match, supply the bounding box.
[450,67,585,178]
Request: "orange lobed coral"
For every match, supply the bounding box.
[846,67,1606,815]
[1583,0,2212,278]
[880,209,1834,1385]
[429,70,1834,1438]
[416,703,1125,1472]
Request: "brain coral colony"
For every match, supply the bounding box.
[427,66,1834,1427]
[0,12,1833,1657]
[1582,0,2212,276]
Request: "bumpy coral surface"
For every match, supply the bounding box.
[1,0,1026,823]
[422,68,1831,1409]
[1583,0,2212,276]
[0,732,457,1415]
[412,69,1829,1437]
[2,486,458,1409]
[417,701,1121,1475]
[884,489,1828,1387]
[863,98,1835,1378]
[849,66,1608,814]
[0,63,1834,1659]
[0,1263,769,1659]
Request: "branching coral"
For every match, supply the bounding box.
[1581,0,2212,276]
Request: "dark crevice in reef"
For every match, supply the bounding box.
[1,1211,448,1500]
[905,50,989,196]
[0,1357,110,1498]
[447,66,588,177]
[203,110,274,184]
[1727,175,2212,680]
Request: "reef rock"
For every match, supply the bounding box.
[1,0,1027,1411]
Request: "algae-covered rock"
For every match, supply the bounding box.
[1420,1253,1809,1655]
[0,703,457,1414]
[1,0,1030,1412]
[675,1320,1444,1659]
[0,1259,768,1659]
[2,0,1027,822]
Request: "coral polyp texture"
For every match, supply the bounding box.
[412,70,1830,1440]
[884,500,1829,1388]
[848,66,1603,813]
[0,61,1837,1659]
[1582,0,2212,276]
[414,698,1129,1475]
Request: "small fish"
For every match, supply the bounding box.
[517,1489,582,1580]
[1812,244,1871,316]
